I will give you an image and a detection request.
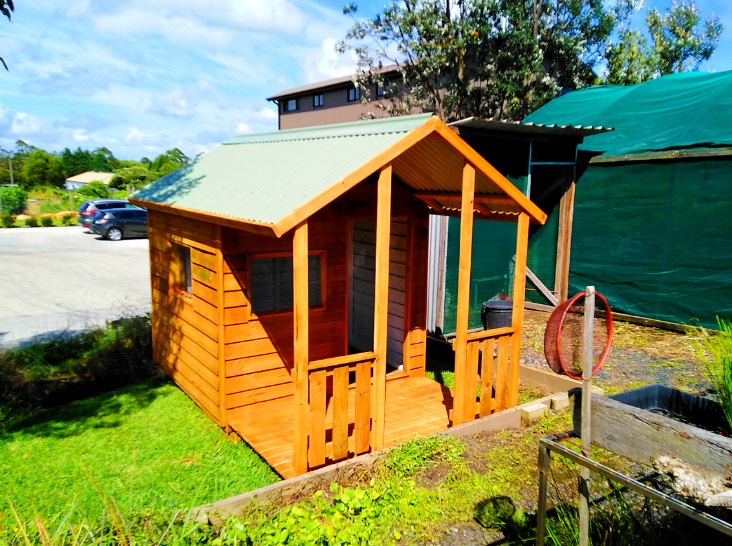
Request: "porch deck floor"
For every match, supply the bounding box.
[228,375,453,479]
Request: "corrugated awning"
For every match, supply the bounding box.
[450,117,611,138]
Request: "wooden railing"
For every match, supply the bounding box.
[453,327,516,420]
[306,351,376,469]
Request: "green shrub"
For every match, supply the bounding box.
[0,186,28,215]
[40,201,65,214]
[1,215,15,228]
[62,213,74,225]
[24,216,38,227]
[75,181,109,199]
[40,215,54,227]
[700,319,732,430]
[0,315,157,423]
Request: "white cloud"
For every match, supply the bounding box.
[72,129,90,142]
[11,112,46,137]
[235,122,251,133]
[302,36,358,83]
[253,107,278,122]
[147,88,194,118]
[125,128,155,144]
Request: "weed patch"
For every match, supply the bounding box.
[0,316,157,427]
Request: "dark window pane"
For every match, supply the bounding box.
[250,255,321,313]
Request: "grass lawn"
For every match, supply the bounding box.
[0,377,279,538]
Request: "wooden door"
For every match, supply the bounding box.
[349,218,407,369]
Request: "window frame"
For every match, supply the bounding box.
[347,87,360,102]
[284,98,298,112]
[313,93,325,108]
[169,243,192,298]
[247,251,326,316]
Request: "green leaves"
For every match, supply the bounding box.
[605,1,724,85]
[340,0,638,120]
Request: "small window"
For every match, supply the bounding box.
[171,244,192,294]
[313,93,324,107]
[347,87,360,102]
[376,84,385,97]
[284,98,298,112]
[250,255,321,313]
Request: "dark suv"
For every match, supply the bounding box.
[77,199,138,229]
[90,207,148,240]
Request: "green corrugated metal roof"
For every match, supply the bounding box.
[132,114,433,229]
[524,71,732,156]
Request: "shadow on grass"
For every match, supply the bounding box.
[0,376,170,439]
[426,336,455,387]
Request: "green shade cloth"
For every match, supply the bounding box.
[525,71,732,327]
[525,71,732,156]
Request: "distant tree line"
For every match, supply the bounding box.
[0,141,190,191]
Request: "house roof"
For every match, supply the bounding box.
[65,171,115,185]
[524,70,732,156]
[130,114,546,237]
[267,65,400,101]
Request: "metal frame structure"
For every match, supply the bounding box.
[536,435,732,545]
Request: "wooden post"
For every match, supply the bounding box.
[216,226,228,429]
[292,221,310,475]
[536,442,550,546]
[372,165,392,450]
[452,161,476,425]
[507,212,529,407]
[579,285,595,546]
[555,179,576,303]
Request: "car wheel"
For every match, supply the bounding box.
[106,227,123,241]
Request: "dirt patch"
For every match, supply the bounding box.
[521,309,711,394]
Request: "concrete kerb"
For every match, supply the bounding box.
[192,364,585,525]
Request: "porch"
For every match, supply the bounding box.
[228,326,518,479]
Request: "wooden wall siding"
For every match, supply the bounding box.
[147,210,224,425]
[221,210,349,416]
[349,218,408,367]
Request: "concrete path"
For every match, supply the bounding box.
[0,226,151,347]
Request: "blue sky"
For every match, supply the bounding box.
[0,1,730,161]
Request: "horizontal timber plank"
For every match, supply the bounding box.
[161,349,219,405]
[224,306,249,326]
[191,262,218,290]
[193,279,218,306]
[163,361,220,420]
[191,247,217,270]
[155,325,219,377]
[156,299,218,342]
[226,366,293,395]
[226,382,295,409]
[578,394,732,477]
[153,313,218,359]
[226,352,289,377]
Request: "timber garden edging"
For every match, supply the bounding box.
[192,378,569,525]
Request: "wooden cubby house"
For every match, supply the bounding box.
[131,114,546,478]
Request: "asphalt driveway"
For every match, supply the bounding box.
[0,226,151,347]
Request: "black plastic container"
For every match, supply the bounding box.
[611,384,729,434]
[573,384,730,436]
[480,300,513,330]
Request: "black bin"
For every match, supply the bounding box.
[480,300,513,330]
